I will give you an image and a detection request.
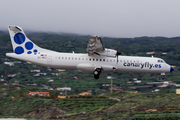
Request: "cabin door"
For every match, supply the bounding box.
[47,56,52,64]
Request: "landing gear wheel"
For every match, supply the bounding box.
[162,76,165,80]
[94,70,99,75]
[94,74,99,79]
[93,68,101,79]
[161,73,165,81]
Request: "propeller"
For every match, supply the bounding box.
[116,41,121,63]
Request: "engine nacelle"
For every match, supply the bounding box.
[77,63,117,74]
[98,48,117,57]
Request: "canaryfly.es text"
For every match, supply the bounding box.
[123,62,161,69]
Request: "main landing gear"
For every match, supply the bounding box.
[94,68,101,79]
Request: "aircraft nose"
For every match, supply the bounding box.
[170,66,174,72]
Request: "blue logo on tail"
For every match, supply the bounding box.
[15,46,24,54]
[14,33,39,55]
[14,33,25,44]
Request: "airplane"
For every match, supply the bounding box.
[6,26,174,79]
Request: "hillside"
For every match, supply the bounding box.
[1,86,180,119]
[0,85,117,119]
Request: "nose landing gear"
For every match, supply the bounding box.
[161,73,165,80]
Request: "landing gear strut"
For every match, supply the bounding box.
[161,73,165,80]
[94,68,101,79]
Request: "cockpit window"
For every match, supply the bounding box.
[157,59,165,63]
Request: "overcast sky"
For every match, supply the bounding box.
[0,0,180,38]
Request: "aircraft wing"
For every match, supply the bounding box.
[87,36,105,56]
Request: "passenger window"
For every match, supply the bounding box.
[65,57,67,59]
[62,57,64,59]
[113,59,115,62]
[72,57,74,60]
[100,59,102,61]
[59,57,60,59]
[69,57,70,60]
[93,59,95,61]
[110,59,112,62]
[103,59,105,61]
[82,58,84,60]
[79,58,81,60]
[96,59,98,61]
[89,58,91,61]
[75,58,77,60]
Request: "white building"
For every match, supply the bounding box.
[59,87,71,91]
[4,62,14,66]
[48,79,54,82]
[162,81,172,85]
[152,89,160,92]
[134,80,142,83]
[31,70,41,72]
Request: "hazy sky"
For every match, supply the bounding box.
[0,0,180,38]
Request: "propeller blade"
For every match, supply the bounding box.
[118,41,119,53]
[117,54,118,63]
[116,41,121,63]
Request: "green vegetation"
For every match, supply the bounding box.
[66,92,180,120]
[0,86,117,118]
[2,86,180,119]
[57,97,117,114]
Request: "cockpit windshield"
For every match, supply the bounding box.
[157,59,165,63]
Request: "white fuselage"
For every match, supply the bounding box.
[6,51,171,74]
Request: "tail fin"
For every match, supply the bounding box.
[8,26,43,55]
